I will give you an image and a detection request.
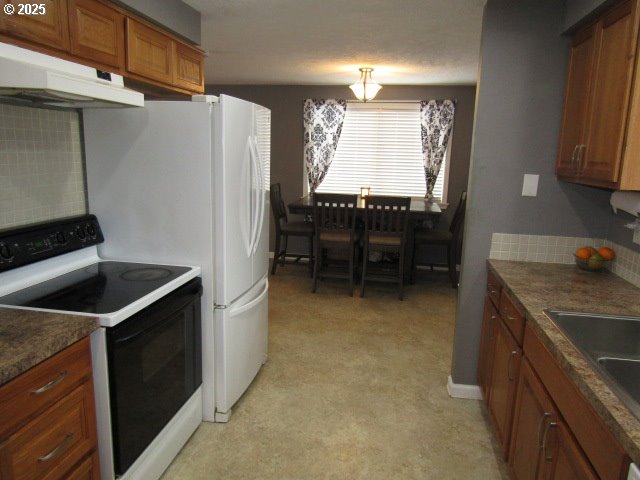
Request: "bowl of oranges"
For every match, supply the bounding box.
[574,246,616,271]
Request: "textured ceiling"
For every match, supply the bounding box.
[182,0,486,85]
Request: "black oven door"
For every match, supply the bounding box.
[106,277,202,475]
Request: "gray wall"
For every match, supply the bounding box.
[451,0,614,385]
[115,0,200,44]
[607,211,640,251]
[563,0,615,31]
[206,85,476,259]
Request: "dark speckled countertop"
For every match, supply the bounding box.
[488,260,640,465]
[0,307,99,386]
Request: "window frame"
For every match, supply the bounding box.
[307,101,451,204]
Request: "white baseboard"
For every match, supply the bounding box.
[447,375,482,400]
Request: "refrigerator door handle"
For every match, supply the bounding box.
[250,136,266,255]
[241,137,253,257]
[229,279,268,317]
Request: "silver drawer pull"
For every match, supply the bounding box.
[542,421,558,462]
[31,371,68,394]
[537,412,552,447]
[507,351,518,381]
[38,432,74,462]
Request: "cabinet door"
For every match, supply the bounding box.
[477,297,498,401]
[582,0,637,182]
[556,25,596,178]
[126,17,173,84]
[66,451,100,480]
[487,316,522,458]
[69,0,124,70]
[0,0,70,52]
[173,41,204,93]
[509,359,555,480]
[541,421,598,480]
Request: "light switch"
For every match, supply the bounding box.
[522,174,539,197]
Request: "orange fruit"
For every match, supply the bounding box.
[575,247,594,260]
[598,246,616,261]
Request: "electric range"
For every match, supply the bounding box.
[0,215,203,480]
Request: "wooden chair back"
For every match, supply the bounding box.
[363,195,411,241]
[270,183,288,231]
[312,193,358,237]
[449,190,467,234]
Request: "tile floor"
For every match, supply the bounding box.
[161,264,507,479]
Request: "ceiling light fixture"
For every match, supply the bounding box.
[349,67,382,102]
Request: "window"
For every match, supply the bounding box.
[315,102,450,202]
[255,106,271,188]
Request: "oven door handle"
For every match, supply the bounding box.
[112,294,197,346]
[113,312,179,346]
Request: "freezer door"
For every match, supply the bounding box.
[214,95,258,305]
[214,277,268,417]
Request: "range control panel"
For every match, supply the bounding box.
[0,215,104,272]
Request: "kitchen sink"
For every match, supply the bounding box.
[544,310,640,419]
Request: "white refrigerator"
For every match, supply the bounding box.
[83,95,270,422]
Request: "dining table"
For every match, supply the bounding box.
[287,195,445,282]
[287,195,443,219]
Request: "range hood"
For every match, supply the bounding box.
[0,42,144,108]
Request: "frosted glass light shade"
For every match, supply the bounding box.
[349,68,382,102]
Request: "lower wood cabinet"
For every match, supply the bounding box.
[487,313,522,458]
[509,358,597,480]
[480,263,631,480]
[477,297,498,400]
[0,338,98,480]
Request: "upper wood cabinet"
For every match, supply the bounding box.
[69,0,124,70]
[174,42,205,92]
[125,18,204,93]
[556,0,640,190]
[126,18,173,85]
[0,0,205,95]
[0,0,70,51]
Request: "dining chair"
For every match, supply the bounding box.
[411,190,467,288]
[360,195,411,300]
[270,183,314,276]
[311,193,359,295]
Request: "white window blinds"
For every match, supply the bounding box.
[315,102,449,201]
[255,106,271,188]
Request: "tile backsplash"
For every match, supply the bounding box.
[0,103,86,230]
[490,233,640,288]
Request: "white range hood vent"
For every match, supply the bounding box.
[0,42,144,108]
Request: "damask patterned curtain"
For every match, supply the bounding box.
[420,99,456,199]
[303,99,347,193]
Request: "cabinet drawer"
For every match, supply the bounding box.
[487,269,502,308]
[0,381,97,480]
[523,324,629,480]
[0,338,92,438]
[499,289,525,345]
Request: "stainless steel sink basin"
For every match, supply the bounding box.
[544,310,640,419]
